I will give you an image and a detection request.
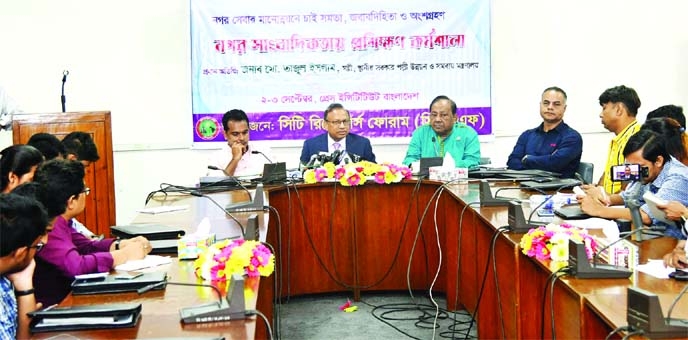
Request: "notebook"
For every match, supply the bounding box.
[71,271,167,295]
[29,303,142,333]
[554,204,590,220]
[110,224,185,241]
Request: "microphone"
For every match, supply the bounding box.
[251,150,273,163]
[479,180,514,207]
[627,286,688,338]
[189,191,246,237]
[626,198,648,242]
[508,184,567,233]
[207,165,229,176]
[61,70,69,112]
[431,136,439,157]
[304,153,322,169]
[205,165,253,201]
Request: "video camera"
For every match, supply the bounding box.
[610,163,649,182]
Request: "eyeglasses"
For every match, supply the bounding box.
[81,187,91,196]
[327,119,351,126]
[30,242,45,253]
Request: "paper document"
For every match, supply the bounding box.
[137,205,189,214]
[114,255,172,271]
[636,259,675,279]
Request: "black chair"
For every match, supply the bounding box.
[576,162,594,184]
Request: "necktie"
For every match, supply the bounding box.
[333,142,341,151]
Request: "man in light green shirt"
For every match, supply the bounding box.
[403,95,481,168]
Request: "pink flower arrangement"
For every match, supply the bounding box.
[303,161,412,187]
[194,239,275,281]
[519,223,597,262]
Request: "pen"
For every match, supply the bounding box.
[43,304,58,311]
[599,186,609,206]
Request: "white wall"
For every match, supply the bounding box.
[1,0,686,225]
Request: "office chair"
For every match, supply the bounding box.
[576,162,594,184]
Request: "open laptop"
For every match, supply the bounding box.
[417,157,444,177]
[253,162,287,184]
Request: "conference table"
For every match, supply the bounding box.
[264,179,688,339]
[31,179,688,339]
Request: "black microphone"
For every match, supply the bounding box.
[251,150,273,163]
[189,191,246,237]
[207,165,229,176]
[61,70,69,113]
[431,136,439,156]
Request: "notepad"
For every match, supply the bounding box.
[114,255,172,271]
[136,205,189,214]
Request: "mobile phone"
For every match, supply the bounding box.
[610,164,647,182]
[114,272,144,280]
[669,270,688,281]
[537,208,555,217]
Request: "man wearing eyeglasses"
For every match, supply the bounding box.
[31,159,151,306]
[0,193,50,339]
[300,103,376,165]
[403,95,481,168]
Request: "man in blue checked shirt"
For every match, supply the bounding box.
[580,129,688,239]
[507,86,583,178]
[0,193,50,339]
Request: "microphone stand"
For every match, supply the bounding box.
[61,70,69,113]
[251,150,273,163]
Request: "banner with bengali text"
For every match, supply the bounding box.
[191,0,491,144]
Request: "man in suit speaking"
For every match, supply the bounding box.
[300,103,376,165]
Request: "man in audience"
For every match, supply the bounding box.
[0,193,49,339]
[506,87,582,178]
[580,130,688,238]
[586,85,642,198]
[403,95,480,168]
[62,131,100,167]
[28,132,65,160]
[210,109,274,176]
[32,159,151,306]
[300,103,375,165]
[646,104,685,129]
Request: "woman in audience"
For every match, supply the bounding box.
[641,117,688,165]
[0,144,43,193]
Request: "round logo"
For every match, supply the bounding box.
[195,116,221,140]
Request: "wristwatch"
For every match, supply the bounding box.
[114,239,121,250]
[14,288,35,296]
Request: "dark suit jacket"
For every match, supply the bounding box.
[300,133,376,164]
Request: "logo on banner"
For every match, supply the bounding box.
[195,116,221,140]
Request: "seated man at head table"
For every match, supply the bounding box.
[582,85,642,200]
[0,193,50,339]
[579,129,688,239]
[209,109,275,177]
[31,159,152,306]
[506,86,582,178]
[402,95,480,168]
[300,103,376,165]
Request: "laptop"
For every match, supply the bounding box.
[554,204,590,220]
[418,157,444,177]
[519,178,581,191]
[254,162,287,183]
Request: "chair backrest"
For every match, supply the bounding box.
[576,162,594,184]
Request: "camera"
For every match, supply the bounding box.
[610,163,648,182]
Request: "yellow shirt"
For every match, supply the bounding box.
[602,120,641,194]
